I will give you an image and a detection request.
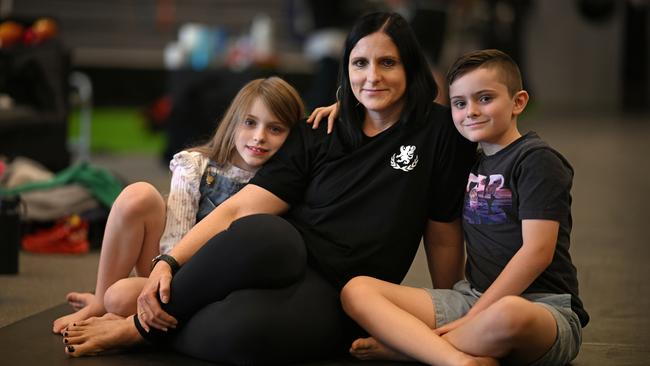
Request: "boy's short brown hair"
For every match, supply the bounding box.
[447,49,523,97]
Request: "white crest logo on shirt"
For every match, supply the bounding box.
[390,145,418,171]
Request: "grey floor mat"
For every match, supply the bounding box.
[0,303,412,365]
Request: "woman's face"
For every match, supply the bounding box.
[348,31,406,121]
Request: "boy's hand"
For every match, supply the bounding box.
[306,103,339,134]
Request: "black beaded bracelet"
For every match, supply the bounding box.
[151,254,180,275]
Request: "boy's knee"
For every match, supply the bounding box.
[340,276,376,317]
[489,296,535,341]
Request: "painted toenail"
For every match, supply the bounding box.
[67,345,75,353]
[63,332,68,337]
[64,338,68,344]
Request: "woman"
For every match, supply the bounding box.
[63,12,476,364]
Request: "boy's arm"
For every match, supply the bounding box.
[436,219,558,333]
[423,219,465,289]
[467,219,558,313]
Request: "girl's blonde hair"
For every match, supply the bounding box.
[190,76,304,165]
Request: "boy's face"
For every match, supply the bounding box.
[449,67,527,155]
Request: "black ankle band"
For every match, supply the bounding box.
[132,314,173,344]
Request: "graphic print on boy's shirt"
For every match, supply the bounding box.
[463,173,512,225]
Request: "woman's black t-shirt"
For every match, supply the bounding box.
[251,103,476,287]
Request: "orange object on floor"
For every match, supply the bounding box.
[22,215,89,254]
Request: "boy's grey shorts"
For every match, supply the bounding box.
[425,280,582,366]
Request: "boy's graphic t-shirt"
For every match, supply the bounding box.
[464,172,511,225]
[463,132,589,327]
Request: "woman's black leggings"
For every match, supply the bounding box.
[134,214,352,365]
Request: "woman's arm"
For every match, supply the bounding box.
[423,219,465,290]
[306,103,338,134]
[168,184,289,264]
[137,184,289,331]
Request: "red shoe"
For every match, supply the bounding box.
[22,215,89,254]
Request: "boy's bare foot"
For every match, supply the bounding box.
[63,313,144,357]
[350,337,499,366]
[475,357,500,366]
[349,337,411,361]
[458,356,501,366]
[66,292,95,311]
[53,299,106,334]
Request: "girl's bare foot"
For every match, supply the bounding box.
[66,292,95,311]
[53,299,106,334]
[349,337,412,361]
[63,313,144,357]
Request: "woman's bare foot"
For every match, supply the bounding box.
[63,313,144,357]
[349,337,412,361]
[66,292,95,311]
[53,299,106,334]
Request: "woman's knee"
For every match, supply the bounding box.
[226,214,307,270]
[112,182,165,220]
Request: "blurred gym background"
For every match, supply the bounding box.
[0,1,648,364]
[1,0,646,169]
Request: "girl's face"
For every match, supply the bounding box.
[231,98,290,171]
[348,31,406,122]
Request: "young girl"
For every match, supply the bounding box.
[52,76,304,333]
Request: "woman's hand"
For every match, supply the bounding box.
[136,262,178,332]
[306,103,339,134]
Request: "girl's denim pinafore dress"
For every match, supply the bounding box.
[196,161,248,222]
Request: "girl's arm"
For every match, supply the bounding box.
[436,219,558,334]
[423,219,465,290]
[137,184,289,332]
[158,151,207,255]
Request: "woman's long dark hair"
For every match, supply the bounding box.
[338,12,437,147]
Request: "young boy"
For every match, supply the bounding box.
[340,49,589,366]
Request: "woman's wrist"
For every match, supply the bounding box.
[151,254,180,274]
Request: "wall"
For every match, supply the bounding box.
[525,0,624,112]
